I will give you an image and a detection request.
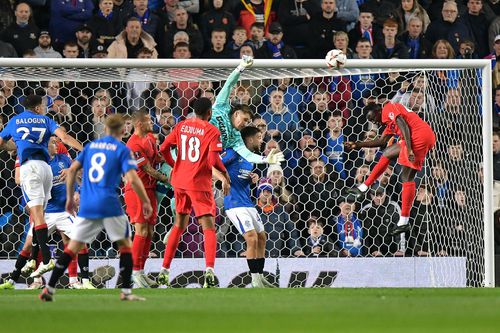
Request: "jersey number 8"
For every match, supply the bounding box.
[180,134,200,162]
[89,152,106,183]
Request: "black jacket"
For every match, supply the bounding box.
[85,14,123,48]
[372,41,409,59]
[0,22,39,56]
[397,31,432,59]
[307,13,347,58]
[199,8,236,49]
[278,0,321,47]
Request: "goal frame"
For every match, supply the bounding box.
[0,58,494,287]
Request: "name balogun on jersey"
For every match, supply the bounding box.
[16,118,47,124]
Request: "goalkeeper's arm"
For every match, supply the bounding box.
[213,55,254,111]
[234,143,284,164]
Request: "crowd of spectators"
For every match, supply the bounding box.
[0,0,499,268]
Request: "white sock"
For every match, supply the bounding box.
[121,288,131,295]
[358,183,368,192]
[397,216,409,226]
[161,267,169,272]
[46,285,55,294]
[82,278,90,284]
[69,277,78,284]
[8,279,15,285]
[132,270,140,276]
[206,267,214,273]
[251,273,260,281]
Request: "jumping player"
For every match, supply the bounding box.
[157,97,231,288]
[223,126,275,288]
[125,110,169,288]
[345,102,436,235]
[0,95,83,277]
[40,115,153,301]
[210,55,284,165]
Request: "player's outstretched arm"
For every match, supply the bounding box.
[125,169,153,218]
[66,160,82,215]
[213,55,254,111]
[0,138,16,151]
[234,142,285,164]
[54,128,83,151]
[395,116,414,161]
[344,134,392,151]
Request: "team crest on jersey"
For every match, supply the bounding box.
[134,151,141,159]
[388,112,395,120]
[59,162,65,169]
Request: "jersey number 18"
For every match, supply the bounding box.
[180,134,200,162]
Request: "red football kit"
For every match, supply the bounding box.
[160,117,223,217]
[124,133,159,224]
[381,102,436,170]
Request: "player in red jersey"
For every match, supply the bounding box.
[346,102,436,235]
[158,97,230,288]
[124,110,169,288]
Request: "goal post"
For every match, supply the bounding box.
[0,58,494,288]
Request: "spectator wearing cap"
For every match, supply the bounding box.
[334,198,363,257]
[129,0,163,41]
[277,0,321,58]
[347,5,383,50]
[75,24,94,58]
[227,26,249,58]
[85,0,123,48]
[307,0,347,59]
[358,183,401,257]
[107,17,158,58]
[161,7,203,58]
[372,18,409,59]
[462,0,491,58]
[233,0,277,38]
[200,0,236,50]
[256,22,297,59]
[33,31,62,58]
[0,2,39,56]
[49,0,93,47]
[91,42,109,58]
[425,0,471,55]
[397,15,432,59]
[202,28,232,58]
[0,40,17,57]
[256,178,302,257]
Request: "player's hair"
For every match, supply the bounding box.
[105,114,124,133]
[240,126,261,142]
[132,108,149,123]
[364,102,382,116]
[193,97,212,116]
[22,94,43,110]
[122,114,132,121]
[230,104,253,118]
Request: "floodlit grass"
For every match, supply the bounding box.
[0,288,498,333]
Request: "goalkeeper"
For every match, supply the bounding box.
[210,55,285,164]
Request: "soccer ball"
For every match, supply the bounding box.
[325,49,347,69]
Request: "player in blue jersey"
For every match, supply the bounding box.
[223,126,275,288]
[40,115,153,302]
[0,137,94,289]
[0,95,83,278]
[209,55,284,165]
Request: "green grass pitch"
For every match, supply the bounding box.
[0,288,498,333]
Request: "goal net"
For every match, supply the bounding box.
[0,59,494,288]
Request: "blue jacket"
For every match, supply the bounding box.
[50,0,94,45]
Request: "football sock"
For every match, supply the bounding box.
[363,156,391,188]
[48,249,75,290]
[34,224,51,265]
[10,250,30,282]
[247,259,259,273]
[203,228,216,269]
[78,248,89,279]
[141,236,152,270]
[119,246,133,290]
[399,181,416,226]
[66,245,78,278]
[257,257,265,274]
[132,234,146,272]
[30,232,39,261]
[162,225,184,269]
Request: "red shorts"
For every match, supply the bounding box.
[398,130,436,171]
[124,188,158,225]
[174,188,216,217]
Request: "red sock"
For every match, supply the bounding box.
[78,246,88,255]
[162,225,184,269]
[364,156,390,186]
[401,181,416,218]
[203,228,216,269]
[64,245,78,278]
[141,236,152,270]
[132,234,146,271]
[20,249,31,258]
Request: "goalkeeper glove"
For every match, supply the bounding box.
[264,148,285,164]
[237,55,254,72]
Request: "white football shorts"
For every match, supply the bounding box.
[28,211,76,238]
[20,160,53,208]
[226,207,265,235]
[71,215,131,244]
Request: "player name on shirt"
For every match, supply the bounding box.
[180,124,205,136]
[89,142,118,151]
[15,118,47,125]
[214,115,228,143]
